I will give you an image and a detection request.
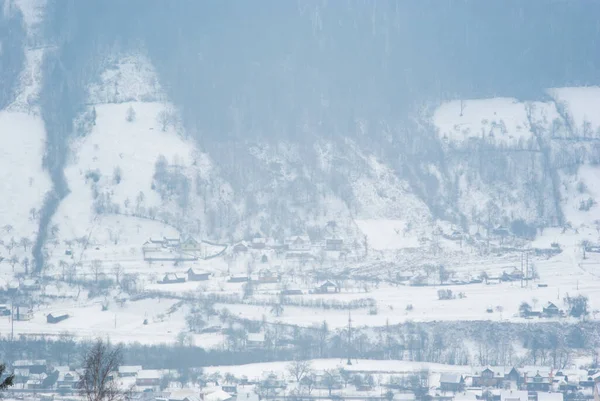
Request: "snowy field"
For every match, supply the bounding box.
[204,358,468,379]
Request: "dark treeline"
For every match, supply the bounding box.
[0,320,597,371]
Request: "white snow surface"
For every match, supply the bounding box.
[0,110,50,241]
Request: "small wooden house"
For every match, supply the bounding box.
[543,302,560,317]
[47,312,70,324]
[315,280,339,294]
[187,269,211,281]
[160,273,186,284]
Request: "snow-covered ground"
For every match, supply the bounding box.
[434,98,535,146]
[204,358,468,379]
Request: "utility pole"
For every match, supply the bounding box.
[347,312,353,366]
[11,298,14,342]
[521,252,524,288]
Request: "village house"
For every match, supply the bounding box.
[160,273,186,284]
[246,332,266,349]
[13,360,47,374]
[251,237,267,249]
[56,371,79,391]
[46,311,70,324]
[232,242,248,253]
[187,268,211,281]
[523,368,551,392]
[472,367,520,388]
[325,237,344,251]
[16,307,34,321]
[439,373,464,392]
[286,235,311,251]
[542,302,561,317]
[315,280,340,294]
[136,369,161,387]
[180,237,202,252]
[26,373,47,390]
[257,269,279,284]
[501,268,524,282]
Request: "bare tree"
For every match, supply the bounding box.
[92,260,103,282]
[19,237,32,252]
[287,359,312,383]
[79,339,124,401]
[5,237,16,253]
[112,264,124,285]
[9,255,18,271]
[157,109,177,132]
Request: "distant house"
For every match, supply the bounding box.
[136,369,161,386]
[315,281,339,294]
[221,385,237,394]
[13,360,46,375]
[47,312,70,324]
[187,269,211,281]
[502,268,524,282]
[232,243,248,253]
[56,371,79,390]
[160,273,186,284]
[13,306,33,321]
[118,365,142,377]
[181,237,202,252]
[325,238,344,251]
[473,367,503,388]
[257,269,279,284]
[286,235,311,251]
[251,238,267,249]
[228,276,249,283]
[247,332,266,349]
[524,370,551,391]
[439,373,464,392]
[542,302,560,317]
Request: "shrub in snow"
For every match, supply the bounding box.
[126,106,136,122]
[437,289,454,300]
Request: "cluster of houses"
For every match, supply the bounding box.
[160,269,212,284]
[232,234,345,260]
[143,237,209,262]
[520,302,563,319]
[438,365,599,396]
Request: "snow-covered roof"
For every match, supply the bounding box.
[247,332,265,343]
[204,389,232,401]
[14,360,45,366]
[440,373,462,384]
[119,365,142,374]
[537,393,563,401]
[168,389,201,401]
[137,369,162,379]
[500,391,528,401]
